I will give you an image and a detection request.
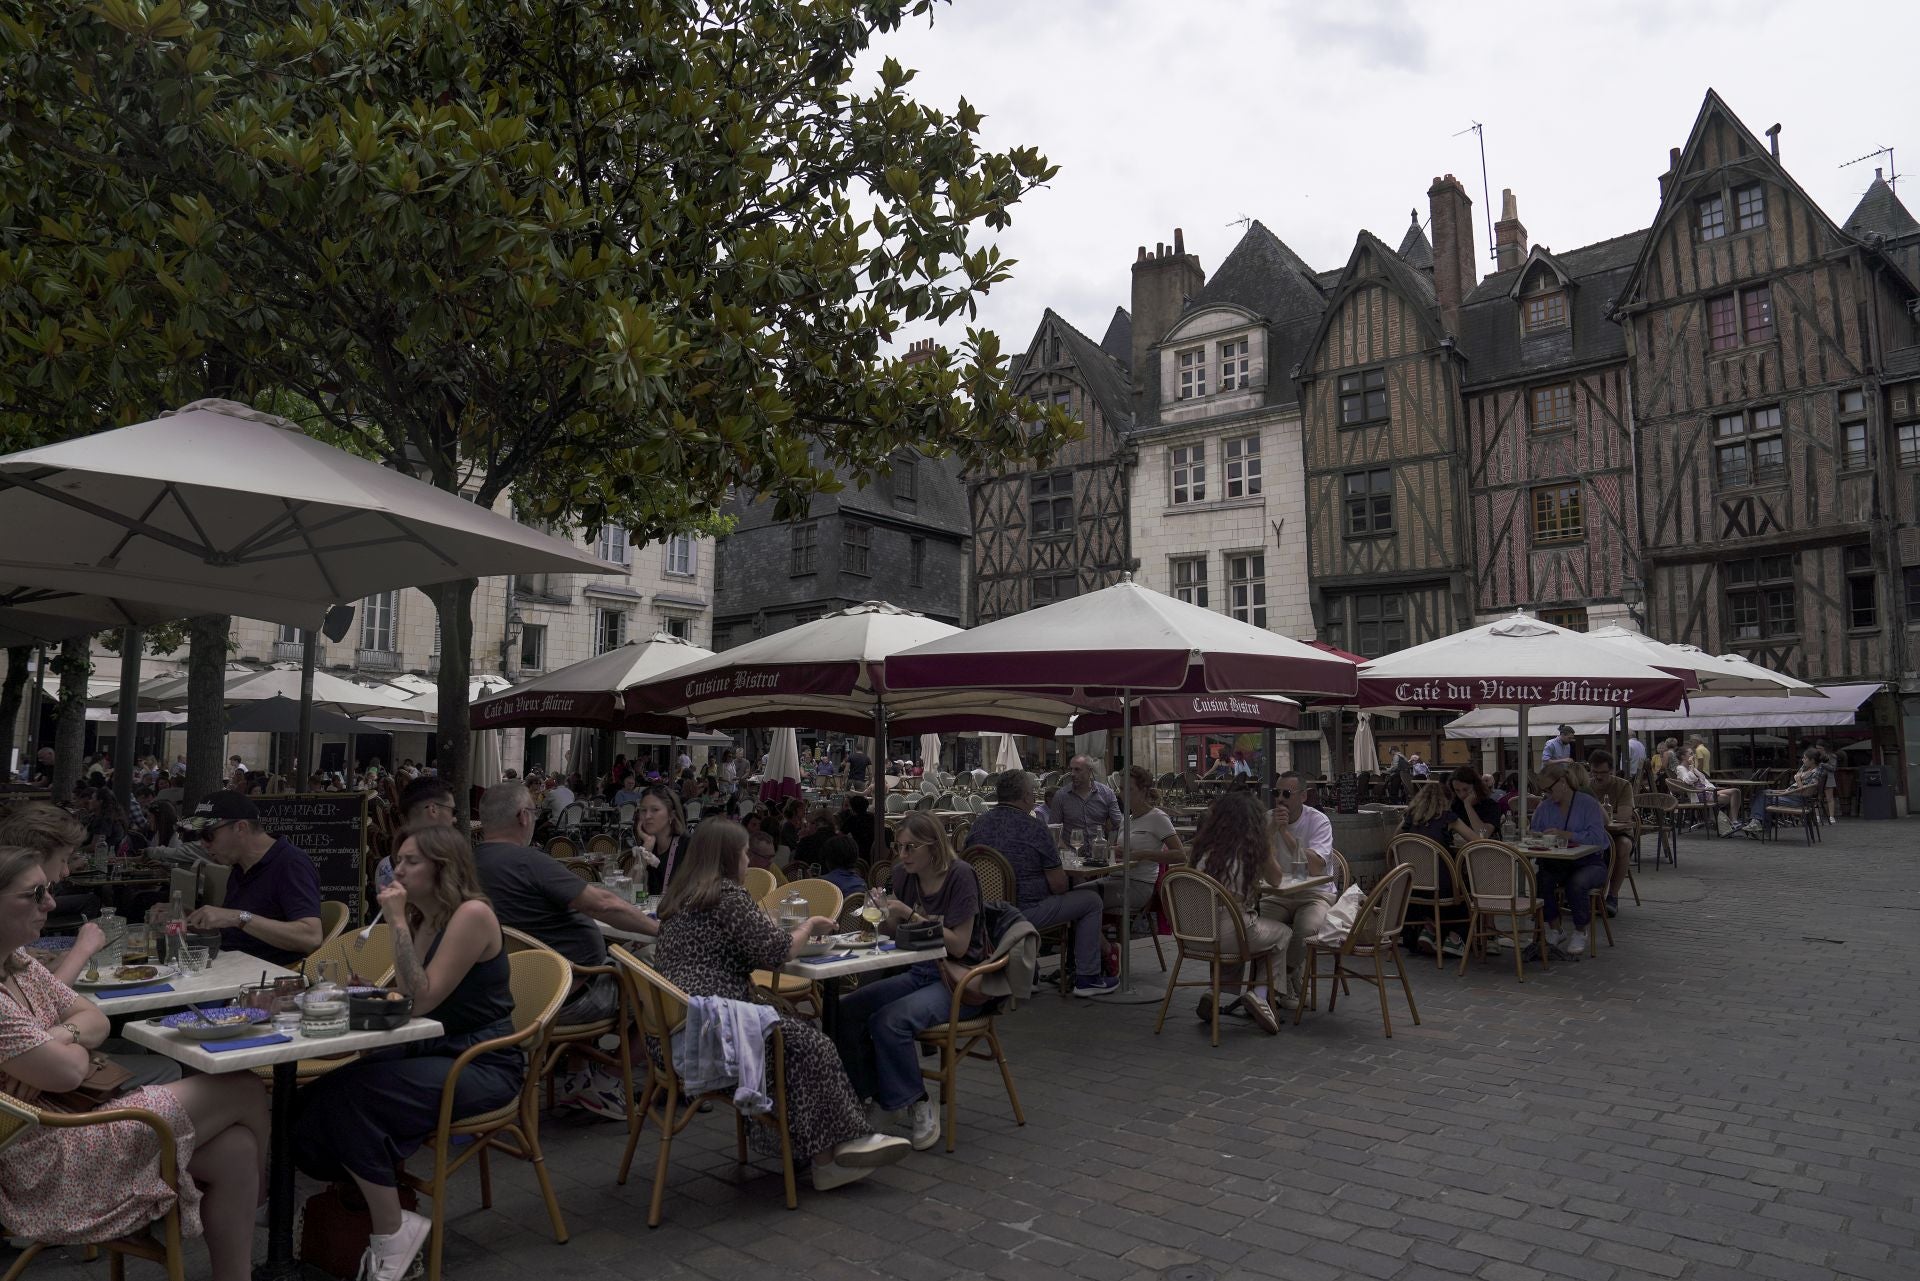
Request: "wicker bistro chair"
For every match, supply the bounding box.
[1387,834,1465,969]
[399,946,572,1281]
[865,858,893,891]
[253,925,400,1088]
[1457,840,1551,983]
[560,858,602,884]
[0,1091,189,1281]
[1153,867,1284,1047]
[752,878,845,1019]
[1300,863,1420,1037]
[547,835,581,861]
[742,866,777,902]
[1634,793,1678,869]
[585,833,619,858]
[500,928,638,1122]
[915,951,1028,1152]
[1583,843,1622,957]
[1760,789,1823,845]
[318,900,351,945]
[608,947,797,1226]
[959,846,1072,997]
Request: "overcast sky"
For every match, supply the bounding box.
[863,0,1917,355]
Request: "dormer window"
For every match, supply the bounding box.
[1736,184,1766,231]
[1697,193,1727,241]
[1218,338,1249,390]
[1177,347,1207,400]
[1522,290,1567,334]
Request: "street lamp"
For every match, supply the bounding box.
[1621,575,1645,630]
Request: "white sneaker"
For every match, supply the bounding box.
[811,1158,873,1192]
[907,1099,941,1151]
[357,1210,431,1281]
[1566,930,1588,957]
[832,1132,911,1168]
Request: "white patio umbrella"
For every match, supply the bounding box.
[764,728,803,803]
[919,732,942,776]
[1356,612,1689,826]
[103,664,415,717]
[993,733,1023,774]
[470,729,505,788]
[886,575,1358,999]
[472,635,712,732]
[1353,710,1378,775]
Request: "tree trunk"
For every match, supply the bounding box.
[430,579,477,824]
[112,627,143,817]
[186,615,230,804]
[0,645,30,780]
[51,638,92,798]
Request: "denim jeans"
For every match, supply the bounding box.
[834,962,981,1112]
[1020,890,1104,979]
[1536,859,1609,929]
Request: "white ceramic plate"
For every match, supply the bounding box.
[831,932,882,950]
[74,964,181,989]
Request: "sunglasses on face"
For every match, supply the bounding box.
[1278,790,1296,800]
[14,884,55,904]
[894,840,932,853]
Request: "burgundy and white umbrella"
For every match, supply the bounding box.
[1067,692,1300,735]
[471,634,712,732]
[1356,612,1689,824]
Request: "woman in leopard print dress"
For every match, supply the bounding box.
[651,819,910,1191]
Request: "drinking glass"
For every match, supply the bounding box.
[122,924,152,966]
[184,946,210,973]
[270,994,303,1036]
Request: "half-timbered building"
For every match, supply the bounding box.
[968,308,1135,622]
[1295,203,1473,658]
[1615,91,1920,787]
[1455,189,1647,630]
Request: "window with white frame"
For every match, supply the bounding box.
[1337,368,1388,425]
[1218,338,1249,390]
[518,623,546,671]
[276,623,304,645]
[1170,443,1206,504]
[594,607,627,654]
[1226,553,1266,628]
[1223,435,1261,498]
[661,614,693,643]
[1714,406,1785,488]
[1177,347,1207,400]
[359,592,396,651]
[596,524,630,564]
[1171,556,1208,607]
[665,534,696,577]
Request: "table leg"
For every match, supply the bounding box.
[253,1061,329,1281]
[817,976,841,1040]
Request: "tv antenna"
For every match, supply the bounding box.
[1455,121,1496,261]
[1226,214,1252,231]
[1840,145,1898,193]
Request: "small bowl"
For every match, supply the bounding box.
[793,937,835,958]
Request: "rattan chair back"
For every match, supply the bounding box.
[742,866,777,902]
[959,846,1015,902]
[305,922,396,986]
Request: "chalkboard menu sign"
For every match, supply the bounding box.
[1334,773,1361,815]
[255,792,370,920]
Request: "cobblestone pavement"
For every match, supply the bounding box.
[13,818,1919,1281]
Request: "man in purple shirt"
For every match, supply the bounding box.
[183,792,323,966]
[1049,756,1121,843]
[966,771,1112,996]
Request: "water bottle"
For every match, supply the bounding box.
[165,890,189,966]
[95,907,126,968]
[777,889,807,934]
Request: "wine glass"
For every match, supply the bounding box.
[861,888,887,933]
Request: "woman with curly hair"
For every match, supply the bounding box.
[1185,791,1290,1034]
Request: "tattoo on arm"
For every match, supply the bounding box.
[393,929,428,997]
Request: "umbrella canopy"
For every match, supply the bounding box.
[992,733,1023,774]
[472,635,712,731]
[375,673,514,725]
[103,664,414,716]
[0,583,189,640]
[1068,692,1301,735]
[0,400,604,630]
[919,733,942,774]
[763,728,803,803]
[223,695,361,736]
[471,729,505,788]
[620,601,1082,736]
[1584,624,1821,697]
[1355,613,1689,712]
[1444,683,1878,739]
[1353,710,1378,774]
[885,577,1357,701]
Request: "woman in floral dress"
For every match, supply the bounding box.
[0,845,268,1281]
[651,819,910,1191]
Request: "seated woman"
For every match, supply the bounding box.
[1668,759,1742,831]
[628,785,690,896]
[834,813,988,1150]
[818,834,867,897]
[1737,750,1824,835]
[1399,778,1479,955]
[1448,767,1504,842]
[1185,792,1291,1035]
[0,846,268,1281]
[1528,763,1612,957]
[1106,765,1182,916]
[293,827,525,1281]
[0,803,107,984]
[652,819,908,1190]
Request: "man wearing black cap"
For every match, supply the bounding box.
[183,792,323,965]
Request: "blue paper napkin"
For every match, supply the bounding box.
[98,983,175,998]
[794,953,852,966]
[205,1033,293,1053]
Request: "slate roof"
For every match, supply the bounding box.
[1034,307,1135,430]
[725,448,970,538]
[1843,176,1920,242]
[1456,229,1648,388]
[1396,212,1434,272]
[1189,221,1328,325]
[1099,307,1132,371]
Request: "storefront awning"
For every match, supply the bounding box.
[1444,683,1880,740]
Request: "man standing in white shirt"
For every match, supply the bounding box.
[1540,725,1578,768]
[1257,770,1337,1011]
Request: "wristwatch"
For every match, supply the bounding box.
[237,911,254,929]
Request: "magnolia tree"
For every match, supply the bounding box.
[1,0,1073,813]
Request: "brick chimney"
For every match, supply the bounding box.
[899,337,938,367]
[1493,188,1528,272]
[1427,175,1476,337]
[1658,145,1681,198]
[1131,228,1205,416]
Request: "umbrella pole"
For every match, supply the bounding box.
[870,702,889,864]
[1517,705,1531,833]
[1104,691,1160,1003]
[294,632,317,790]
[113,627,141,816]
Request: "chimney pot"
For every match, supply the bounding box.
[1766,123,1781,159]
[1156,242,1165,258]
[1137,246,1147,262]
[1493,189,1528,272]
[1876,167,1885,181]
[1669,146,1681,167]
[1173,228,1186,255]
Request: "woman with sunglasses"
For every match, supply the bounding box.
[0,846,269,1281]
[833,812,985,1152]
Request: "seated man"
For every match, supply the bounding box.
[1258,771,1338,1010]
[375,775,458,890]
[966,770,1112,996]
[1585,749,1636,916]
[1737,750,1823,836]
[183,792,323,967]
[471,780,659,1115]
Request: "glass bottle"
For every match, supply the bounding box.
[94,907,126,968]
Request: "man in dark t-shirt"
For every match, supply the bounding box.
[847,747,871,789]
[183,792,322,967]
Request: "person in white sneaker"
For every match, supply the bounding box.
[1188,792,1292,1034]
[652,819,911,1189]
[1527,763,1612,957]
[1257,772,1337,1011]
[291,827,525,1281]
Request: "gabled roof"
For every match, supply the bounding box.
[1503,247,1572,299]
[1098,307,1132,371]
[1297,230,1444,379]
[1396,211,1434,272]
[1844,175,1920,242]
[1187,220,1328,325]
[1457,230,1649,388]
[1015,307,1134,430]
